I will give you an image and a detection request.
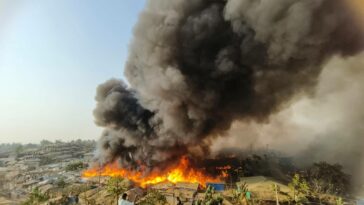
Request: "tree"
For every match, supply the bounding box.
[304,162,350,195]
[40,140,52,146]
[65,161,87,171]
[310,178,325,205]
[232,182,249,204]
[55,140,63,144]
[271,183,281,205]
[106,177,129,205]
[15,145,23,157]
[201,186,224,205]
[288,174,310,204]
[39,156,53,166]
[56,177,67,188]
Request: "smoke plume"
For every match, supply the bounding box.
[93,0,363,171]
[211,52,364,188]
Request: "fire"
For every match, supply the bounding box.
[216,165,231,170]
[215,165,231,178]
[82,156,226,188]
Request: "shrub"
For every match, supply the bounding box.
[138,190,167,205]
[65,161,87,171]
[22,187,49,205]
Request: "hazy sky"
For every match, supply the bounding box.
[0,0,146,143]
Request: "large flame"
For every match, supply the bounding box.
[82,156,228,188]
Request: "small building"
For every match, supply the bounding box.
[126,187,144,201]
[150,181,174,190]
[152,182,199,205]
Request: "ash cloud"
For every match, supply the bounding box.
[93,0,363,171]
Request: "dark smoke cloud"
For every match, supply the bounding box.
[212,53,364,189]
[93,0,363,170]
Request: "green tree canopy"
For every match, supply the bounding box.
[106,176,130,205]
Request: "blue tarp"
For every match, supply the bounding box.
[206,183,225,191]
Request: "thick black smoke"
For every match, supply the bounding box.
[93,0,363,170]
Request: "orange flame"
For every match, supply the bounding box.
[82,156,226,188]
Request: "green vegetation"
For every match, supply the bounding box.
[271,183,281,205]
[40,140,52,146]
[336,197,343,205]
[65,161,87,171]
[56,177,67,188]
[288,174,310,204]
[39,156,53,166]
[106,176,129,205]
[138,190,167,205]
[21,187,49,205]
[15,145,24,157]
[232,182,249,204]
[304,162,350,195]
[193,185,224,205]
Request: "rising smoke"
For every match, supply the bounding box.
[212,53,364,187]
[93,0,363,171]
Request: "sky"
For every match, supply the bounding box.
[0,0,146,144]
